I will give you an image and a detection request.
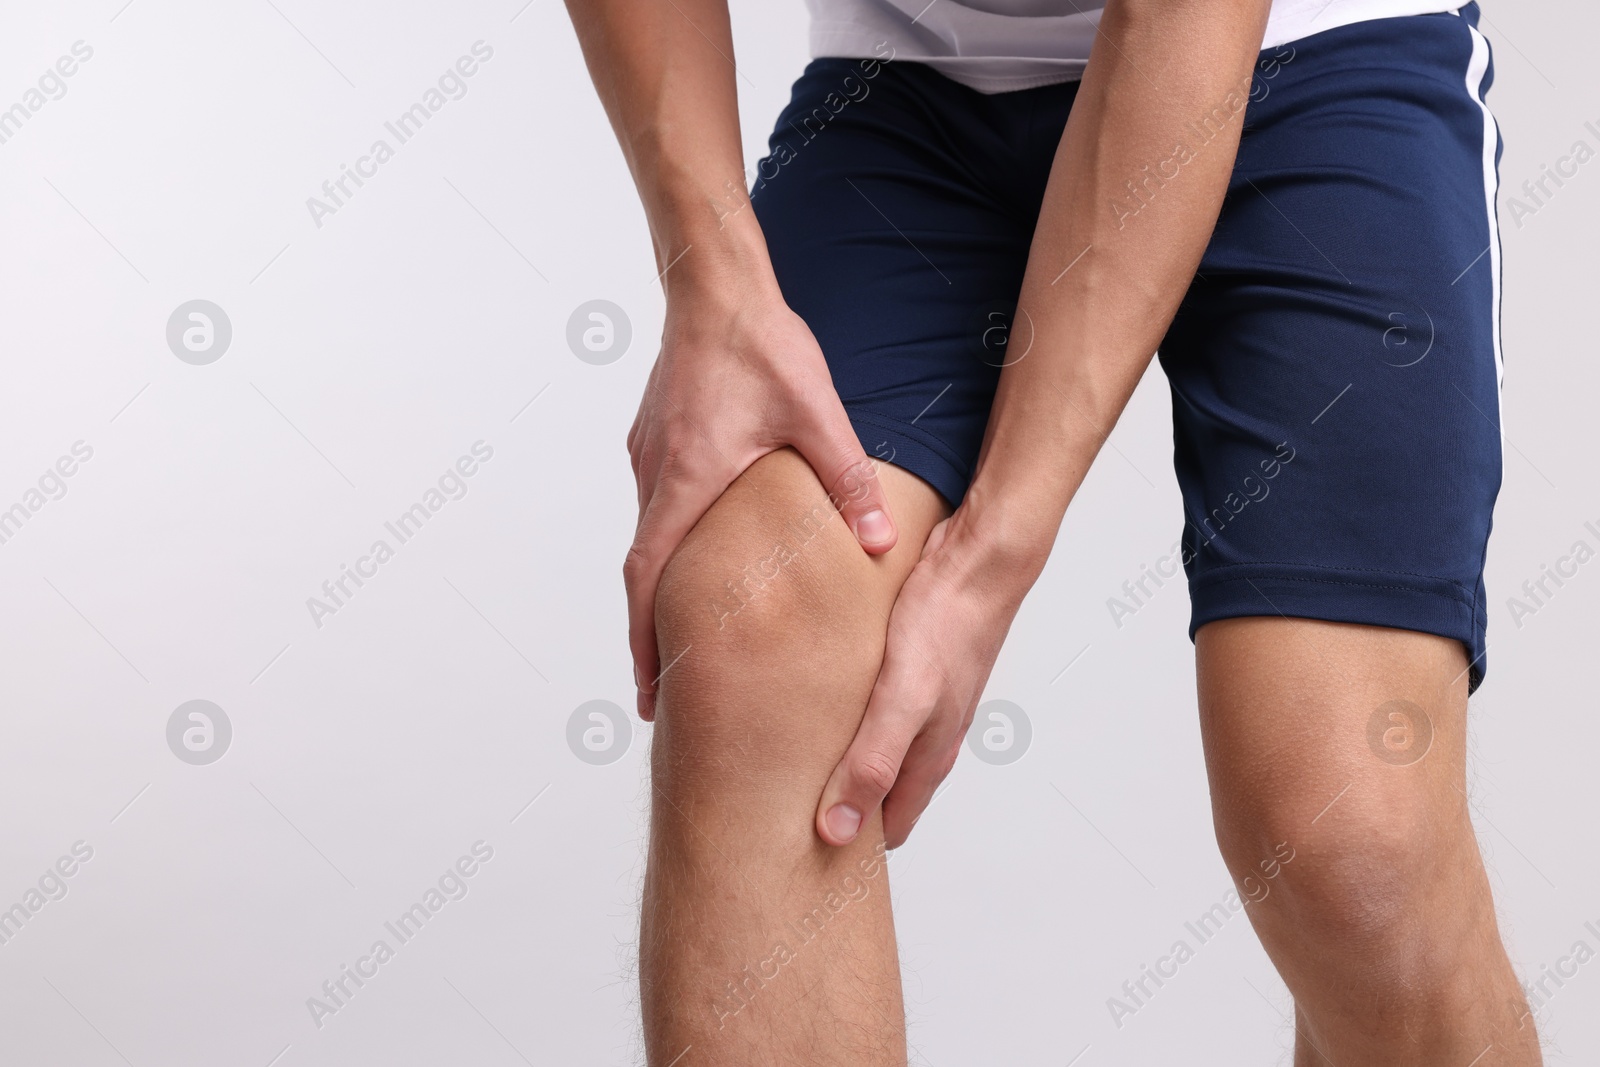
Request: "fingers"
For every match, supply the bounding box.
[623,475,723,721]
[626,359,662,488]
[791,406,899,556]
[623,540,663,722]
[816,649,935,846]
[881,734,962,849]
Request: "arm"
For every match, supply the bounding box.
[565,0,902,719]
[963,0,1273,571]
[817,0,1275,847]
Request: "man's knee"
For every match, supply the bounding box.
[1215,786,1465,977]
[655,492,843,665]
[650,454,902,769]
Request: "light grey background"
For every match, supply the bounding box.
[0,1,1593,1064]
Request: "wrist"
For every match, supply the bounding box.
[639,155,778,293]
[653,206,781,304]
[942,478,1059,599]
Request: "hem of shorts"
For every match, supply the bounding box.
[842,408,972,509]
[1187,563,1487,693]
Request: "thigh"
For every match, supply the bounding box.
[1196,617,1476,953]
[750,57,1075,509]
[1160,7,1503,690]
[1197,617,1469,835]
[1194,618,1523,1052]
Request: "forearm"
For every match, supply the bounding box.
[564,0,774,295]
[961,0,1273,578]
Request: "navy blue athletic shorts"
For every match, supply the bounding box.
[751,4,1504,690]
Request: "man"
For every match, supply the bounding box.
[566,0,1536,1062]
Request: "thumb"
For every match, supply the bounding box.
[792,412,898,556]
[816,673,925,846]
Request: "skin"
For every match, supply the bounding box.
[812,0,1285,850]
[565,0,1542,1062]
[644,448,945,1066]
[1199,619,1541,1064]
[564,0,902,723]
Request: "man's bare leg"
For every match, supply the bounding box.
[1197,618,1541,1065]
[641,447,948,1067]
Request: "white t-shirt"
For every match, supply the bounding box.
[807,0,1462,92]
